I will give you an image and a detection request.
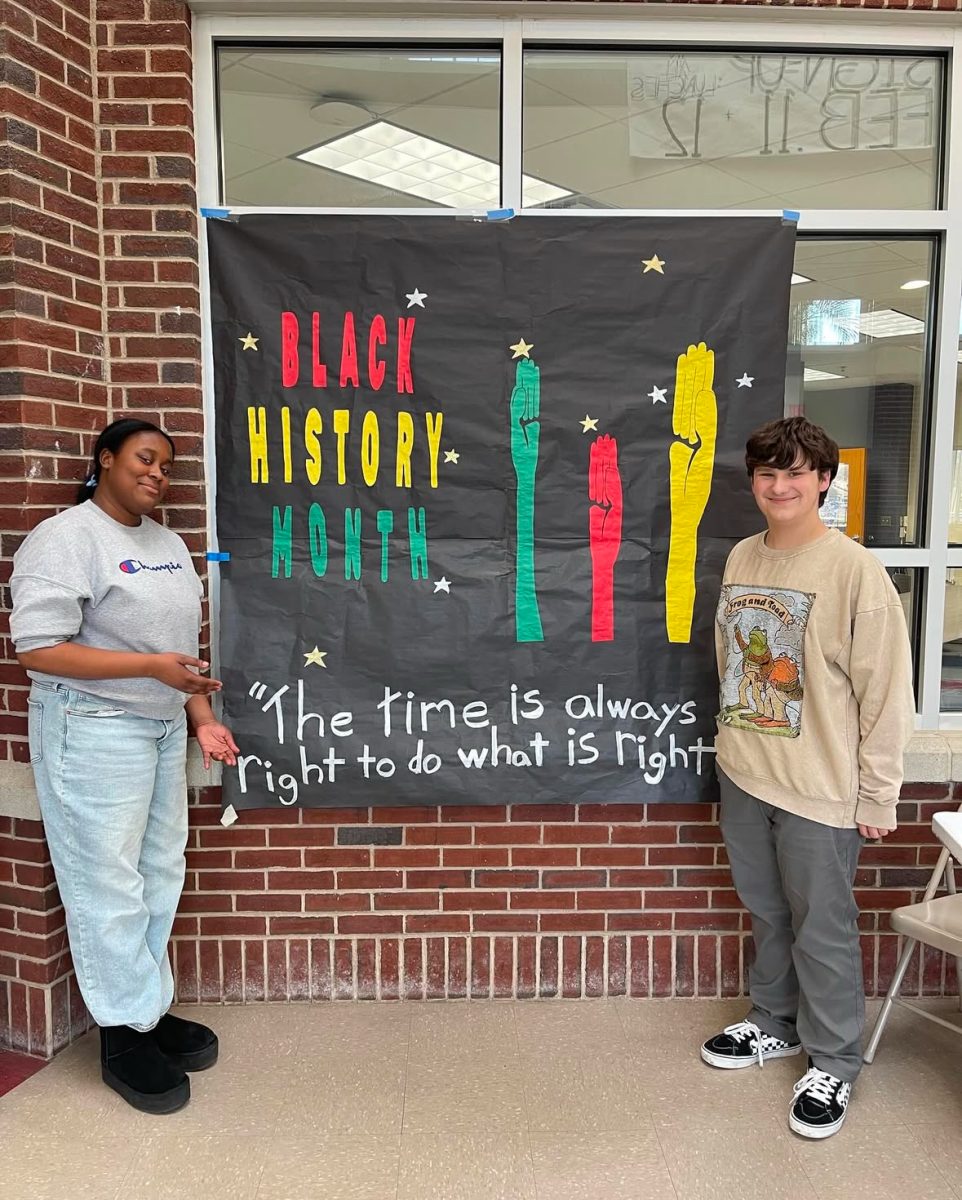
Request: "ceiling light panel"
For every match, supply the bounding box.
[297,121,570,208]
[803,368,844,382]
[836,309,925,339]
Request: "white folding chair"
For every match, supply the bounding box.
[863,807,962,1062]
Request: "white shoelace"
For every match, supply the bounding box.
[793,1067,850,1108]
[721,1020,774,1068]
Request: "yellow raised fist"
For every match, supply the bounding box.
[666,342,717,644]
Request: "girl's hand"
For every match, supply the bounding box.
[150,653,223,695]
[195,721,240,769]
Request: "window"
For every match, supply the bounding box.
[787,239,935,548]
[942,570,962,710]
[217,46,503,208]
[522,51,944,211]
[200,20,960,724]
[949,325,962,546]
[890,567,922,706]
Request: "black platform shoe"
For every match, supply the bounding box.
[100,1024,190,1114]
[152,1012,219,1072]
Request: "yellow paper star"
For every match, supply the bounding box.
[580,415,599,433]
[642,255,665,275]
[239,332,259,350]
[509,338,533,359]
[303,646,327,668]
[444,449,460,464]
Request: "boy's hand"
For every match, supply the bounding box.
[857,824,892,839]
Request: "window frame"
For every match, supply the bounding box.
[193,11,962,730]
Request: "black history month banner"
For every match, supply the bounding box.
[208,214,795,811]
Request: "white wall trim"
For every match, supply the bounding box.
[0,732,955,821]
[187,1,962,34]
[0,745,220,822]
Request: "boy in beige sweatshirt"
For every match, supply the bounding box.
[700,417,914,1140]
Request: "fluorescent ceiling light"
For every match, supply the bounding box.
[296,122,571,208]
[791,273,812,285]
[900,279,929,290]
[804,368,844,382]
[835,309,925,339]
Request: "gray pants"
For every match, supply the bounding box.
[719,769,865,1083]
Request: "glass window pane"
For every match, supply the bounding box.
[217,46,501,207]
[942,569,962,710]
[890,567,920,710]
[786,239,935,548]
[949,324,962,545]
[523,51,943,210]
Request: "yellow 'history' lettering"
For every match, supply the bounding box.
[247,407,443,489]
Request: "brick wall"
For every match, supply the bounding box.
[169,789,960,1004]
[0,816,90,1055]
[0,0,105,1058]
[1,0,960,1056]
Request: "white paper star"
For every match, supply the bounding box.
[406,288,427,308]
[509,338,534,359]
[736,373,754,388]
[303,646,327,667]
[642,255,665,275]
[648,385,668,404]
[580,415,599,433]
[239,332,259,350]
[443,449,460,464]
[433,577,451,594]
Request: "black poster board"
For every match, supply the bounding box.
[208,214,795,810]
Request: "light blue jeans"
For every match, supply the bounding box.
[27,681,188,1030]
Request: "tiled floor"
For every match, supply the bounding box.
[1,997,961,1199]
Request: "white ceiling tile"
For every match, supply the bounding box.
[223,155,438,209]
[592,167,769,210]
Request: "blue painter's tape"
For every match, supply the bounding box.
[206,551,231,562]
[200,207,231,220]
[782,209,800,223]
[486,208,515,222]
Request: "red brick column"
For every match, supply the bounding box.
[0,0,203,1055]
[96,0,206,562]
[0,0,105,1055]
[0,817,89,1054]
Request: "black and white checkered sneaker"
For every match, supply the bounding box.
[700,1019,803,1070]
[789,1066,851,1139]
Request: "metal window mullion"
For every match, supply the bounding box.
[521,16,953,51]
[508,208,948,231]
[203,15,507,40]
[194,16,225,685]
[922,32,962,725]
[870,550,931,569]
[501,18,523,210]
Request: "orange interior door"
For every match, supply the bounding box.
[839,448,867,542]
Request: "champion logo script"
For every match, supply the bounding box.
[119,559,184,576]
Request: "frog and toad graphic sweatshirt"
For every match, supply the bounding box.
[714,528,914,831]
